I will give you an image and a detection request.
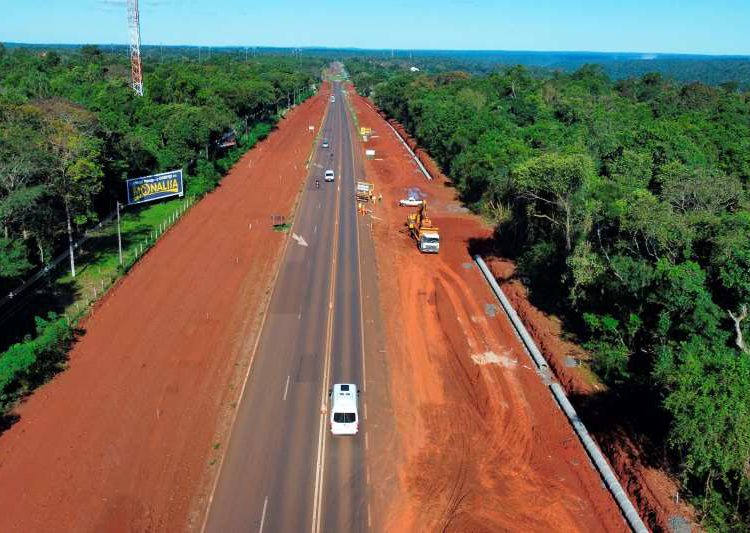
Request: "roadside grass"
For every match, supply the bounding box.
[63,197,190,310]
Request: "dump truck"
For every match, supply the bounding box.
[356,181,375,203]
[407,202,440,253]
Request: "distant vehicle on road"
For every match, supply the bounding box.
[330,95,336,103]
[322,139,330,148]
[399,196,423,207]
[329,383,358,435]
[324,169,335,182]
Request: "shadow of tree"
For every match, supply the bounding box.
[0,278,77,353]
[0,325,82,437]
[0,412,20,436]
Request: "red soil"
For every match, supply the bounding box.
[349,89,627,532]
[0,87,328,532]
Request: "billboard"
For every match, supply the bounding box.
[126,169,184,206]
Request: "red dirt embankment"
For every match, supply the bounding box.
[349,90,627,532]
[0,87,328,532]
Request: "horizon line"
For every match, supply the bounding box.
[4,41,750,59]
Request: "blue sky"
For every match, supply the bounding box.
[2,0,749,55]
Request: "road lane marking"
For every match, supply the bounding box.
[283,375,290,401]
[311,87,343,533]
[292,233,308,247]
[200,91,328,533]
[348,97,369,392]
[346,90,376,530]
[259,496,269,533]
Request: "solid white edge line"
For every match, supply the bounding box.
[200,85,331,533]
[311,82,344,533]
[347,78,373,529]
[349,89,369,392]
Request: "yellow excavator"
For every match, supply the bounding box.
[406,202,440,253]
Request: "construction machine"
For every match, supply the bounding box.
[407,202,440,253]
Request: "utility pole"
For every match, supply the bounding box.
[117,202,123,266]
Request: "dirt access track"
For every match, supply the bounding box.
[0,87,328,532]
[350,88,629,532]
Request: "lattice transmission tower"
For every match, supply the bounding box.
[127,0,144,96]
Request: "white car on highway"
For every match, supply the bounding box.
[399,196,423,207]
[329,383,359,435]
[324,169,335,182]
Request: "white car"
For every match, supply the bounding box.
[399,196,423,207]
[324,169,335,182]
[322,139,329,148]
[329,383,358,436]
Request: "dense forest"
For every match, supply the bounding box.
[0,43,322,295]
[350,61,750,529]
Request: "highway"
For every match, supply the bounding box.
[203,80,369,532]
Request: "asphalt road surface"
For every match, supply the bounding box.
[204,81,369,533]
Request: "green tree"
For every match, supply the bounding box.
[655,338,750,513]
[511,153,596,253]
[44,102,103,277]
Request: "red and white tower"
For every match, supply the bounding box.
[127,0,144,96]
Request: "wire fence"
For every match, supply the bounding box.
[0,196,198,331]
